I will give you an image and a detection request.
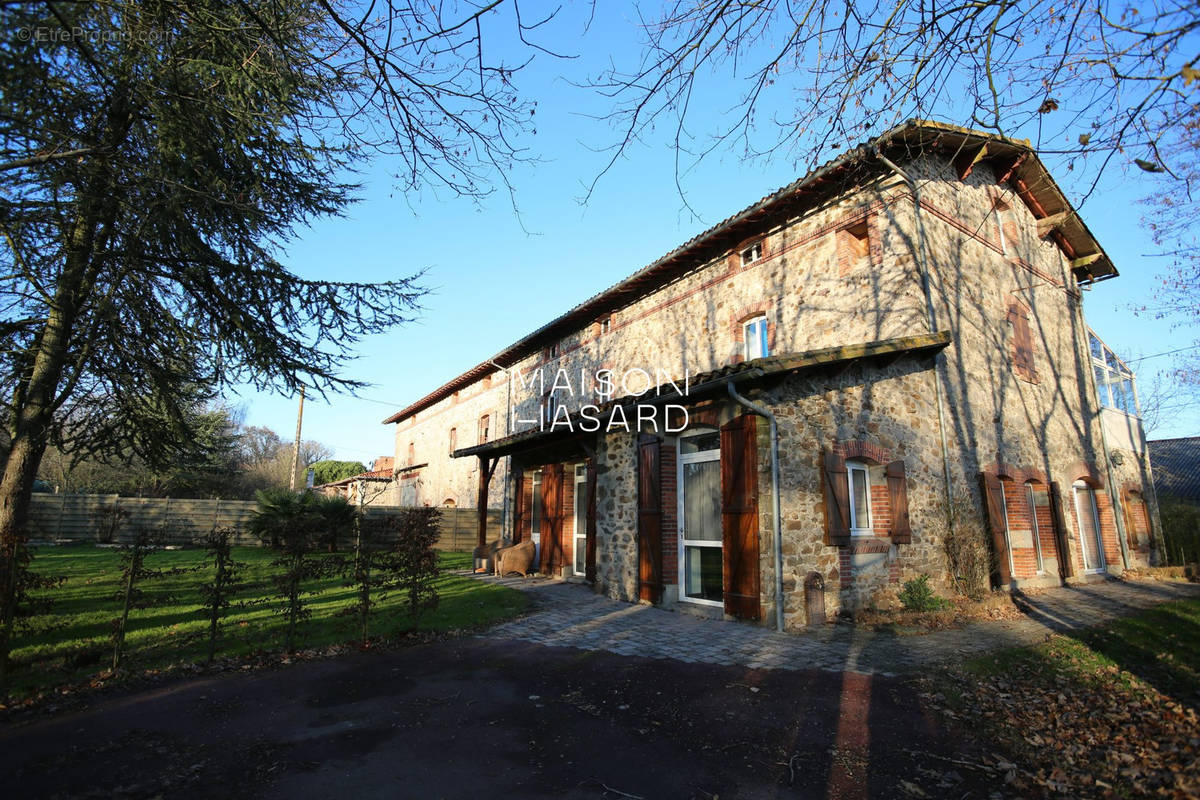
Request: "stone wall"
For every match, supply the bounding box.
[386,146,1157,624]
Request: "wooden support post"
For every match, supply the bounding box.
[474,456,498,566]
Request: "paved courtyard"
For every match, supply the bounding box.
[477,574,1200,674]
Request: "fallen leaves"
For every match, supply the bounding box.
[922,634,1200,797]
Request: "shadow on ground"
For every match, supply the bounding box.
[0,637,1000,799]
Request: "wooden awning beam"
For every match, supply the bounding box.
[954,143,988,181]
[1036,211,1071,238]
[993,152,1028,185]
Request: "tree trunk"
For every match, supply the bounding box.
[0,429,49,686]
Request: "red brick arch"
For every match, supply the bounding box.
[981,461,1050,486]
[834,440,893,466]
[1065,461,1104,488]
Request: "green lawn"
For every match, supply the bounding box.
[964,596,1200,702]
[7,545,528,698]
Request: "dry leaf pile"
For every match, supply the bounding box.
[922,636,1199,798]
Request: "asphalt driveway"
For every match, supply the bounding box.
[3,636,995,799]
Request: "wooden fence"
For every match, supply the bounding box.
[25,494,501,551]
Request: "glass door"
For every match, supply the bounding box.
[573,464,587,576]
[677,430,722,605]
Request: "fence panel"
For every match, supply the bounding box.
[26,495,500,550]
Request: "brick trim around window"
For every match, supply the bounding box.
[729,303,776,363]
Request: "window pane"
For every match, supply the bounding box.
[685,546,723,601]
[745,317,767,359]
[683,461,721,542]
[531,479,542,535]
[575,537,586,574]
[680,430,720,454]
[850,466,870,530]
[1094,365,1112,408]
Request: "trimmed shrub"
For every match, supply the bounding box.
[898,574,950,612]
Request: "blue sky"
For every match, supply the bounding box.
[226,5,1200,464]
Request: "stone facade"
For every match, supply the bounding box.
[384,122,1158,631]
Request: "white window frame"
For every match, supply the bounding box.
[740,241,763,266]
[677,429,723,608]
[1072,480,1106,573]
[531,470,542,542]
[1026,483,1046,574]
[997,480,1017,579]
[573,464,587,576]
[743,315,769,360]
[847,461,873,535]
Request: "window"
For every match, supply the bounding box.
[1072,481,1105,572]
[740,241,763,266]
[597,316,611,335]
[837,221,870,274]
[407,442,414,464]
[531,470,543,542]
[743,315,769,360]
[542,392,558,425]
[1089,331,1139,416]
[1026,483,1048,574]
[573,464,588,576]
[478,414,490,444]
[448,427,457,455]
[678,429,722,605]
[544,342,559,360]
[847,461,873,534]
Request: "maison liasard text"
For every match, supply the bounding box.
[511,367,691,434]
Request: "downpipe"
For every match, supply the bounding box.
[727,381,785,633]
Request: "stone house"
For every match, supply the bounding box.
[312,457,397,507]
[382,120,1159,631]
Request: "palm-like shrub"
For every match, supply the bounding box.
[249,489,355,552]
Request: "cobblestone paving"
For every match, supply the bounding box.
[477,576,1200,674]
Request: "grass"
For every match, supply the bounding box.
[963,597,1200,702]
[7,544,528,698]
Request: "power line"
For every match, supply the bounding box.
[1126,344,1200,364]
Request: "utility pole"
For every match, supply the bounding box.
[289,385,305,492]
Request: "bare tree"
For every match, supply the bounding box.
[593,1,1200,200]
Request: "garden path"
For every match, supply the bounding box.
[477,575,1200,674]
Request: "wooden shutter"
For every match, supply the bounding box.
[511,468,525,543]
[541,464,563,574]
[885,460,911,544]
[721,415,761,621]
[1049,481,1073,579]
[821,449,851,546]
[978,472,1012,586]
[585,459,597,583]
[637,435,663,603]
[1008,303,1037,380]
